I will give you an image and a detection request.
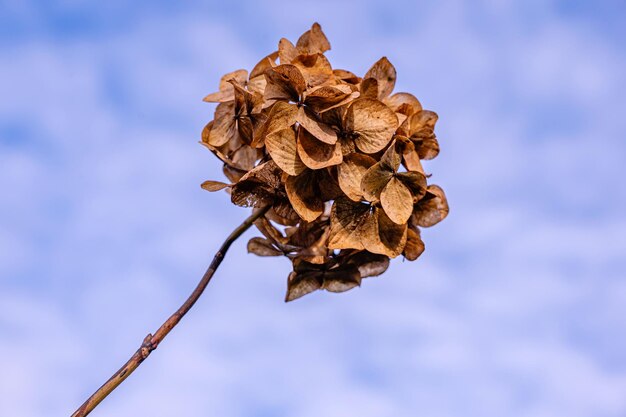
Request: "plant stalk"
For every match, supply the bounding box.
[71,206,270,417]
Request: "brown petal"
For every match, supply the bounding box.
[231,161,283,208]
[364,57,396,99]
[231,145,260,171]
[322,267,361,293]
[297,106,337,144]
[403,226,425,261]
[264,64,306,101]
[285,271,322,302]
[380,141,402,171]
[396,171,427,199]
[304,85,352,113]
[364,208,407,258]
[265,128,307,176]
[285,170,324,222]
[410,110,440,160]
[297,127,343,169]
[345,98,398,154]
[278,38,298,64]
[208,101,237,146]
[337,153,377,201]
[250,51,278,79]
[396,137,425,174]
[247,237,283,257]
[384,92,422,113]
[333,69,361,85]
[223,164,247,183]
[292,54,333,88]
[348,251,390,278]
[380,177,413,224]
[203,69,248,102]
[296,22,331,55]
[200,180,231,192]
[359,78,379,100]
[361,162,393,202]
[411,184,449,227]
[328,198,374,250]
[263,101,298,136]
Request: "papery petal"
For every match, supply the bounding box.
[345,98,398,154]
[364,57,396,99]
[297,106,337,144]
[296,22,331,55]
[247,237,283,257]
[411,185,449,227]
[285,170,324,222]
[337,153,376,201]
[296,127,343,169]
[264,64,306,101]
[364,208,407,258]
[265,128,307,176]
[328,198,374,250]
[200,180,230,192]
[403,226,425,261]
[380,177,413,224]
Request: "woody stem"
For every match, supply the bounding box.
[71,206,271,417]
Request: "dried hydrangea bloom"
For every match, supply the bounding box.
[201,22,448,301]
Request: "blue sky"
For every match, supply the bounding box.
[1,1,625,416]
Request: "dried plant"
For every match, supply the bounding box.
[201,22,448,302]
[72,23,448,417]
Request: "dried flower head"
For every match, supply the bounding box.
[201,23,448,301]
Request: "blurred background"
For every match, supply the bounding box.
[1,1,625,416]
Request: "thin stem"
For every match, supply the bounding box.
[71,206,270,417]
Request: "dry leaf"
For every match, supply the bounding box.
[203,69,248,102]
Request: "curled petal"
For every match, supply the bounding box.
[203,69,248,102]
[297,127,343,170]
[231,161,284,208]
[297,107,337,144]
[411,185,449,227]
[264,64,306,101]
[403,226,425,261]
[364,57,396,99]
[285,170,324,222]
[292,54,333,88]
[322,267,361,293]
[384,92,422,114]
[286,270,322,302]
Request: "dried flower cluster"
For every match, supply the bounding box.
[201,23,448,301]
